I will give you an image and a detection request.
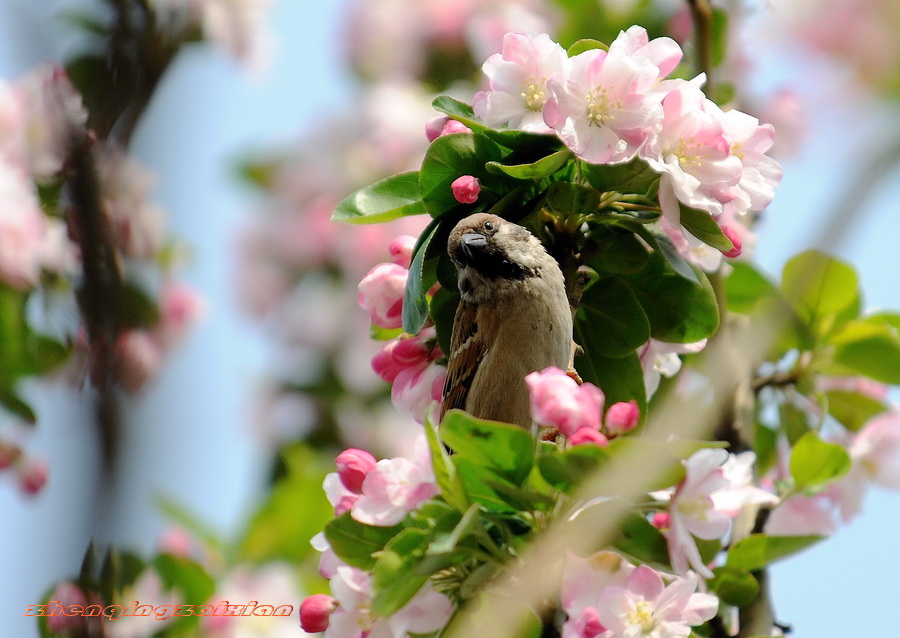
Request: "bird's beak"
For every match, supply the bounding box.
[459,232,488,262]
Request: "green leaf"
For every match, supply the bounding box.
[118,280,160,328]
[538,444,609,492]
[614,513,671,567]
[419,132,506,216]
[0,387,36,424]
[323,513,404,570]
[441,410,534,483]
[725,262,777,314]
[453,457,519,512]
[431,95,485,132]
[567,38,608,56]
[709,567,759,607]
[485,149,571,180]
[633,224,699,284]
[824,390,887,432]
[581,157,658,194]
[152,554,215,631]
[371,528,432,616]
[679,203,734,251]
[403,217,442,335]
[572,344,647,424]
[430,286,459,358]
[726,534,824,572]
[587,227,650,275]
[710,8,730,67]
[576,277,651,357]
[621,252,719,343]
[332,171,427,224]
[425,416,469,512]
[239,445,333,563]
[780,401,810,446]
[544,181,601,215]
[789,431,852,491]
[828,319,900,384]
[781,250,859,338]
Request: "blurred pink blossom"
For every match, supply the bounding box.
[0,167,44,288]
[526,366,604,436]
[17,456,48,496]
[560,551,633,638]
[46,582,88,633]
[157,282,204,347]
[388,234,417,268]
[569,427,609,447]
[112,330,163,393]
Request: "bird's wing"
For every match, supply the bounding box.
[440,300,486,421]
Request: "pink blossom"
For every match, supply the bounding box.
[391,361,446,424]
[764,491,838,537]
[325,565,452,638]
[310,532,342,580]
[112,330,162,393]
[335,448,378,494]
[638,339,707,397]
[560,551,633,638]
[351,434,438,526]
[569,428,609,447]
[451,175,481,204]
[656,216,723,273]
[473,31,568,133]
[39,217,80,277]
[544,26,682,164]
[18,456,48,496]
[594,566,718,637]
[157,526,194,558]
[372,328,441,383]
[300,594,338,633]
[0,167,45,288]
[200,0,275,73]
[388,234,417,268]
[526,366,604,435]
[604,400,640,437]
[834,411,900,522]
[323,472,360,516]
[815,375,888,400]
[642,81,742,223]
[713,452,778,517]
[157,282,204,347]
[15,64,87,179]
[46,582,88,633]
[425,115,472,141]
[357,262,408,329]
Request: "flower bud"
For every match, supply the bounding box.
[525,367,604,436]
[18,457,48,496]
[388,235,417,269]
[425,115,450,142]
[46,582,87,633]
[720,225,742,258]
[568,427,609,447]
[357,263,408,329]
[604,400,640,437]
[651,512,671,530]
[451,175,481,204]
[299,594,338,633]
[335,448,378,494]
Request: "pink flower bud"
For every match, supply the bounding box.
[426,116,473,141]
[525,367,604,436]
[720,225,742,258]
[451,175,481,204]
[388,235,417,269]
[299,594,338,633]
[604,400,640,437]
[651,512,671,530]
[425,115,450,142]
[158,527,193,558]
[335,448,378,494]
[0,440,22,470]
[568,427,608,447]
[46,582,88,633]
[357,263,408,329]
[18,457,47,496]
[157,282,204,347]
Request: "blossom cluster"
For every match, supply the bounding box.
[474,28,781,260]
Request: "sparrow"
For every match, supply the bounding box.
[440,213,573,428]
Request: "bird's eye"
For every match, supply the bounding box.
[483,221,495,231]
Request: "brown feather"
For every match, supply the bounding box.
[440,300,484,420]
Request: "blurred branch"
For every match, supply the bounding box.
[687,0,714,89]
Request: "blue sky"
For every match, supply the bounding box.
[2,1,899,637]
